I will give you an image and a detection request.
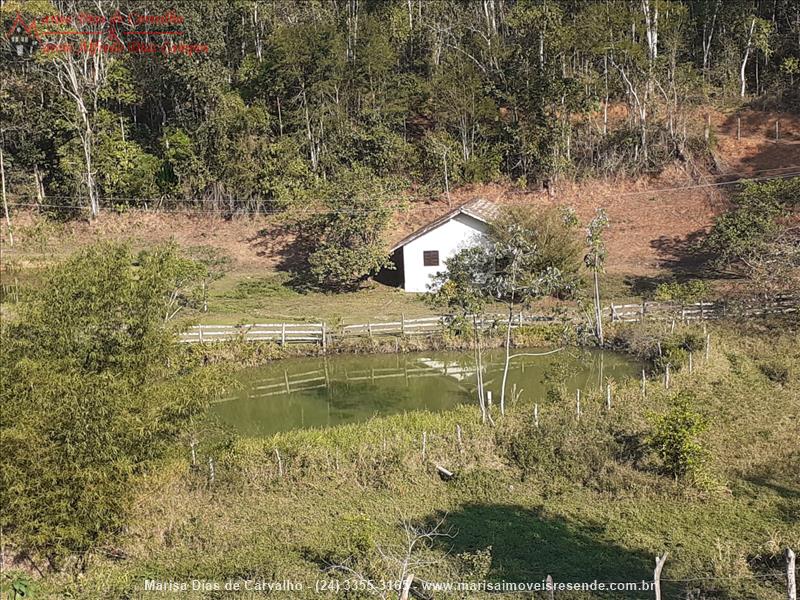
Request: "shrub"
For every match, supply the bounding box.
[0,243,223,571]
[653,280,711,303]
[647,393,708,481]
[758,359,792,385]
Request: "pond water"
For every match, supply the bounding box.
[211,348,639,436]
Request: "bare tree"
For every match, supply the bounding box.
[326,515,452,600]
[47,1,116,219]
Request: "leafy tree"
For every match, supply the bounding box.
[427,245,495,423]
[648,393,708,481]
[585,208,609,345]
[703,177,800,292]
[0,243,222,571]
[300,169,398,291]
[429,205,583,418]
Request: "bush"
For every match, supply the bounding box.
[758,359,792,385]
[0,243,223,571]
[647,393,708,481]
[653,280,711,303]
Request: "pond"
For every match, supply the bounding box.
[211,348,639,436]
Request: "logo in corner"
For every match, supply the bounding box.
[6,13,40,57]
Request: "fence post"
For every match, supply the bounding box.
[534,403,539,428]
[401,313,406,336]
[606,383,612,410]
[199,326,204,344]
[664,364,670,389]
[281,323,286,346]
[705,333,711,363]
[787,548,797,600]
[456,424,464,454]
[368,322,373,338]
[274,448,283,477]
[641,369,647,399]
[737,116,741,140]
[654,553,668,600]
[576,389,581,419]
[322,322,327,352]
[421,431,427,462]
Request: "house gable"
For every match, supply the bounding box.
[400,212,489,292]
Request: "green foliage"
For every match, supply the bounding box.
[12,0,800,217]
[648,393,708,481]
[0,243,223,570]
[299,169,398,291]
[653,280,711,303]
[492,206,585,294]
[612,323,706,372]
[703,177,800,276]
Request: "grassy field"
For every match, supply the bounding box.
[22,318,798,599]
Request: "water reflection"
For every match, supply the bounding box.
[211,348,637,436]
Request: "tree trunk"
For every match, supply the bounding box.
[473,315,487,423]
[740,17,756,98]
[594,258,603,345]
[0,143,11,247]
[500,303,513,416]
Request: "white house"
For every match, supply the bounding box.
[389,198,500,293]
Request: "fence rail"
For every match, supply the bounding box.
[180,322,327,346]
[608,294,797,323]
[180,294,797,346]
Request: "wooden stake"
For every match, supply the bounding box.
[534,403,539,428]
[705,333,711,363]
[274,448,283,477]
[208,457,215,484]
[322,322,327,352]
[641,369,647,399]
[190,439,197,466]
[788,548,797,600]
[456,424,464,453]
[737,116,741,140]
[421,431,427,462]
[654,553,668,600]
[576,389,581,419]
[664,364,670,389]
[688,352,693,374]
[606,383,612,410]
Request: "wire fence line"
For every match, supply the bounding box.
[179,294,797,347]
[4,165,800,219]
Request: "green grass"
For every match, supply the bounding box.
[195,271,438,325]
[24,319,798,599]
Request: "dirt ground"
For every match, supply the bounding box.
[3,109,799,281]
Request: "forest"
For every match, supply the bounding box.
[2,0,799,221]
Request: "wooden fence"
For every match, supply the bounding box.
[608,294,797,323]
[181,294,797,346]
[180,322,328,347]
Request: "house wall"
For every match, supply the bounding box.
[401,213,488,292]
